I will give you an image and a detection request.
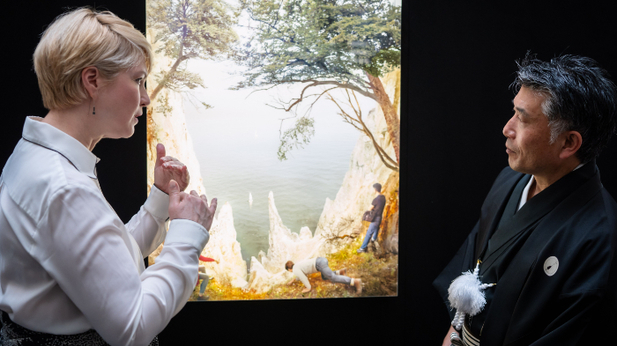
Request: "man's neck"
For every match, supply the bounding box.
[528,160,582,200]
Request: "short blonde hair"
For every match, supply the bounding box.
[33,8,153,110]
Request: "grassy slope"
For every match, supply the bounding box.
[190,235,398,301]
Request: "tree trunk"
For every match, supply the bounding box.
[365,72,400,164]
[148,53,188,103]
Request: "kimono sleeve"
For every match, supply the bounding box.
[432,221,479,320]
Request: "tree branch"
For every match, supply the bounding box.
[326,91,398,171]
[255,79,376,103]
[149,52,189,103]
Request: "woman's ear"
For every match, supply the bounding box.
[81,66,100,99]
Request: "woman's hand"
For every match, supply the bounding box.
[154,143,189,194]
[168,180,217,231]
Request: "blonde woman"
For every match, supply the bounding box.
[0,8,217,345]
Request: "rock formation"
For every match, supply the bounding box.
[146,27,210,266]
[145,26,206,197]
[247,255,292,294]
[200,202,248,288]
[144,31,249,285]
[314,69,400,255]
[246,192,320,293]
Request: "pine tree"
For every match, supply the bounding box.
[234,0,401,164]
[147,0,239,102]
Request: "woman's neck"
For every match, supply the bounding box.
[43,105,103,151]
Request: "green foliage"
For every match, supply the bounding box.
[149,0,239,61]
[189,236,398,301]
[235,0,400,160]
[235,0,401,89]
[365,47,400,77]
[277,116,316,160]
[155,94,173,117]
[148,0,239,94]
[154,69,205,93]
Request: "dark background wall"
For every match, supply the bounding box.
[408,1,617,344]
[3,1,617,345]
[1,0,148,223]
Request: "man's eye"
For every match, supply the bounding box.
[514,112,523,122]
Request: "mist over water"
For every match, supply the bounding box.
[183,59,375,263]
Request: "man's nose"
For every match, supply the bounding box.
[503,115,516,138]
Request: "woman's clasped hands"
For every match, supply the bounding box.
[154,143,217,231]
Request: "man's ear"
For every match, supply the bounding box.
[559,130,582,160]
[81,66,100,100]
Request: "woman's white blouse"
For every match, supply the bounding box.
[0,116,209,346]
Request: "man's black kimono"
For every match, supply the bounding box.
[434,162,617,345]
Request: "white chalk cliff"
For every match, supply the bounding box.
[244,192,320,293]
[146,27,209,265]
[199,202,248,288]
[146,27,206,197]
[146,28,249,287]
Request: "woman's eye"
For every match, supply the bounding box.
[135,78,143,85]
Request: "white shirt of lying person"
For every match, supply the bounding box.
[0,116,209,346]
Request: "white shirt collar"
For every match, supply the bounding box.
[518,176,535,211]
[21,116,99,179]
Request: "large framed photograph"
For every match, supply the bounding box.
[145,0,401,301]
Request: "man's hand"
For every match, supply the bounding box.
[168,180,217,231]
[442,325,456,346]
[301,287,311,293]
[154,143,189,194]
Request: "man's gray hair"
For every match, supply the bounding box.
[511,53,617,163]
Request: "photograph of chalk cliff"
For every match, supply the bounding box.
[145,0,400,301]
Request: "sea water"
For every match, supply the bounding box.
[183,59,375,263]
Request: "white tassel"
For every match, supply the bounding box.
[452,310,466,331]
[447,262,495,331]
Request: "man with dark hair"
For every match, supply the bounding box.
[434,54,617,346]
[358,183,387,253]
[285,258,362,293]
